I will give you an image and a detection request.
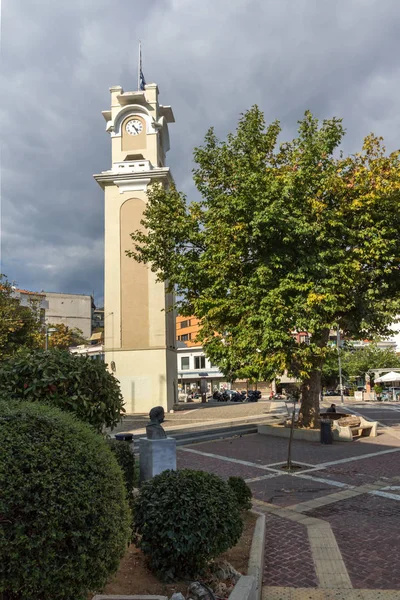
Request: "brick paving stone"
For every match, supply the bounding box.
[262,513,319,588]
[249,475,337,507]
[184,433,397,468]
[309,496,400,589]
[316,452,400,486]
[176,449,266,480]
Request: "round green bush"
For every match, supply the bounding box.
[134,469,243,580]
[107,438,135,495]
[0,348,124,432]
[0,401,131,600]
[227,476,253,511]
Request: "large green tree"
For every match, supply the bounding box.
[128,108,400,427]
[0,275,43,359]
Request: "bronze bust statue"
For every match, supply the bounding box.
[146,406,167,439]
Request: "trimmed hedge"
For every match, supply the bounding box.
[0,349,124,432]
[227,476,253,511]
[134,469,243,580]
[107,438,135,495]
[0,401,131,600]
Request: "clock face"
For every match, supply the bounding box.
[125,119,144,136]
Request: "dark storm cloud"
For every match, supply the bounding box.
[1,0,399,305]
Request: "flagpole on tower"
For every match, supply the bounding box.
[138,41,141,91]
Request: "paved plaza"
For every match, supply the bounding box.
[175,401,400,598]
[112,400,277,435]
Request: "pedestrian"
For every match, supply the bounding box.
[329,403,337,413]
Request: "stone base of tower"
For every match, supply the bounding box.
[105,348,177,414]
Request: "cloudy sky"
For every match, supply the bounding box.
[1,0,399,307]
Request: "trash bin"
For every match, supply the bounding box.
[115,433,133,443]
[320,419,333,444]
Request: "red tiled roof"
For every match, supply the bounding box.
[14,288,46,297]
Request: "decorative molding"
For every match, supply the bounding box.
[114,178,151,193]
[93,166,171,190]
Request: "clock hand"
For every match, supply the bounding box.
[132,124,139,133]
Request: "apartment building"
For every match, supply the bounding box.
[176,315,202,346]
[44,292,94,339]
[11,288,48,324]
[177,345,226,393]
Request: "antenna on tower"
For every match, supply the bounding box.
[138,41,146,91]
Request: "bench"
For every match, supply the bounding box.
[331,414,378,442]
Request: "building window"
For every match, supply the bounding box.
[181,357,190,370]
[178,333,192,342]
[299,335,310,345]
[180,319,191,328]
[195,356,206,369]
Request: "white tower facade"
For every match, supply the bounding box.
[94,84,177,414]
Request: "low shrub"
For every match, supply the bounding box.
[0,401,131,600]
[107,438,135,495]
[134,469,243,580]
[227,476,253,511]
[0,348,124,431]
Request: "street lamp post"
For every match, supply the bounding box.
[45,325,57,350]
[337,327,344,405]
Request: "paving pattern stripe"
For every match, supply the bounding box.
[245,473,285,483]
[181,439,400,472]
[180,447,279,471]
[316,447,400,468]
[369,490,400,502]
[180,446,400,497]
[292,473,352,489]
[290,491,362,513]
[289,480,395,513]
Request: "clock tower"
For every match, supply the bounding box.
[94,83,177,414]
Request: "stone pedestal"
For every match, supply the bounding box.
[139,437,177,483]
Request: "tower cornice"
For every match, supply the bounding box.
[93,166,172,190]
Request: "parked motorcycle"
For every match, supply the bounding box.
[246,390,261,402]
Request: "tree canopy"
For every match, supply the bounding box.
[0,275,44,360]
[128,107,400,426]
[47,323,87,349]
[322,343,400,388]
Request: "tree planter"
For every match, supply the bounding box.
[258,423,321,441]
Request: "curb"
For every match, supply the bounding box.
[247,510,266,600]
[93,596,167,600]
[229,576,256,600]
[230,508,266,600]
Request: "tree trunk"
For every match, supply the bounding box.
[298,328,330,429]
[298,368,322,428]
